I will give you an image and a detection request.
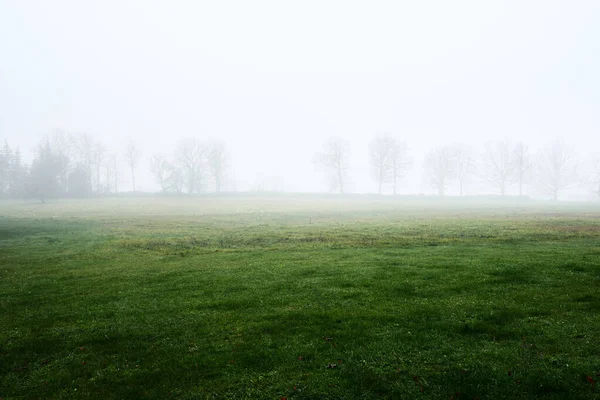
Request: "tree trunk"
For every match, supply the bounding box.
[337,168,344,194]
[519,179,523,197]
[131,168,135,192]
[114,159,118,193]
[97,165,102,193]
[106,167,110,193]
[187,172,194,195]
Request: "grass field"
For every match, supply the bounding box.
[1,197,599,399]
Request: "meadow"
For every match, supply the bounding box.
[1,196,599,399]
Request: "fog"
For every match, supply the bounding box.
[1,1,599,199]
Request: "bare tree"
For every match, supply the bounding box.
[424,146,454,196]
[454,145,476,196]
[175,138,206,195]
[389,141,410,195]
[150,154,171,192]
[316,137,349,194]
[207,141,228,193]
[124,140,142,192]
[369,135,394,194]
[537,141,577,201]
[75,133,95,192]
[168,164,185,194]
[110,154,119,193]
[512,142,531,197]
[102,154,117,194]
[482,141,514,196]
[92,142,106,193]
[592,155,600,198]
[49,130,74,194]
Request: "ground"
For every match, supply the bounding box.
[1,196,599,399]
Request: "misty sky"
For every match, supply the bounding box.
[1,1,599,195]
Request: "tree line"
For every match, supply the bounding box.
[0,131,230,202]
[316,136,597,200]
[149,138,228,195]
[0,132,124,202]
[1,131,598,201]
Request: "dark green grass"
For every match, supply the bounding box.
[1,198,600,399]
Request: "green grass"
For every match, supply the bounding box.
[1,197,599,399]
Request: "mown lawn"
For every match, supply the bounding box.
[1,198,599,399]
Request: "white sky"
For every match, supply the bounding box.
[1,1,599,196]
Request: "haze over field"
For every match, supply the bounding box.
[1,1,600,198]
[2,4,600,396]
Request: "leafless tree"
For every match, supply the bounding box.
[103,154,117,193]
[369,135,394,194]
[207,141,228,193]
[512,142,531,197]
[124,140,142,192]
[110,154,119,193]
[316,137,349,194]
[592,156,600,198]
[482,141,514,196]
[75,133,95,191]
[150,154,171,192]
[536,141,577,201]
[92,142,106,192]
[175,138,206,195]
[424,146,454,196]
[49,130,74,193]
[389,141,410,195]
[454,145,476,196]
[168,165,185,194]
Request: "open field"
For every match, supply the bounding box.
[1,197,599,399]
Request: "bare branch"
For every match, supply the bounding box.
[316,137,349,194]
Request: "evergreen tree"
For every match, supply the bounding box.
[0,141,11,196]
[68,163,92,197]
[8,148,27,198]
[28,141,61,202]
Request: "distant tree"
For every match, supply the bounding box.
[482,141,514,196]
[389,140,410,195]
[512,142,531,197]
[536,141,577,201]
[168,164,185,194]
[424,146,454,196]
[175,138,205,195]
[49,130,74,194]
[150,154,171,192]
[102,154,116,193]
[454,145,476,196]
[29,141,61,203]
[591,156,600,198]
[75,133,95,193]
[92,142,106,193]
[316,137,349,194]
[0,140,12,196]
[110,154,119,193]
[8,148,27,198]
[369,135,394,194]
[207,141,228,193]
[124,140,142,192]
[68,163,92,197]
